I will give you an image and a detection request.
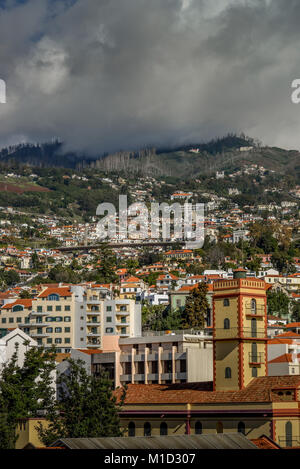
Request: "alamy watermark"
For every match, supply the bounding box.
[96,195,205,249]
[0,79,6,104]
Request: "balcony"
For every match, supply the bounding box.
[86,321,101,326]
[214,327,266,340]
[86,340,101,347]
[87,332,101,337]
[249,353,265,364]
[30,332,49,338]
[30,311,49,316]
[278,436,300,448]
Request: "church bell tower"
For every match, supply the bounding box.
[213,269,267,391]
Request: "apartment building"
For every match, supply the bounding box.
[0,284,141,353]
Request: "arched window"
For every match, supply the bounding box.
[225,367,232,379]
[224,318,230,330]
[12,305,24,312]
[251,299,257,314]
[195,421,202,435]
[160,422,168,436]
[216,422,223,434]
[144,422,151,437]
[238,422,245,435]
[48,294,59,301]
[128,422,135,437]
[223,299,230,307]
[252,367,258,377]
[286,421,292,447]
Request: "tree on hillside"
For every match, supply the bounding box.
[271,252,296,274]
[37,359,126,446]
[267,290,290,318]
[0,344,57,449]
[181,283,210,330]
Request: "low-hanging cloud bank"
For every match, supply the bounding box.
[0,0,299,155]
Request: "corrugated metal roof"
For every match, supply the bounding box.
[50,433,258,449]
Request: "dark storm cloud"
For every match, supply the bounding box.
[0,0,300,154]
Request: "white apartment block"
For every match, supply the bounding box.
[0,284,141,353]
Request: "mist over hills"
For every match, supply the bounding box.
[0,135,299,181]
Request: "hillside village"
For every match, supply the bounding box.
[0,146,299,449]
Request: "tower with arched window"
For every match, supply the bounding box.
[213,269,267,391]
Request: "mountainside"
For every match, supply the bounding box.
[0,136,299,181]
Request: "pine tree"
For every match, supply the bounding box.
[181,283,210,330]
[0,344,57,449]
[37,358,126,446]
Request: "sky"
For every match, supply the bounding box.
[0,0,300,155]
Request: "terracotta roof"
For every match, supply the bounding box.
[250,435,281,449]
[37,287,72,298]
[77,349,103,355]
[286,323,300,328]
[268,353,300,364]
[268,338,300,345]
[1,299,32,310]
[276,332,300,338]
[116,376,300,405]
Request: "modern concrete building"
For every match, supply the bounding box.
[66,330,213,388]
[0,284,141,353]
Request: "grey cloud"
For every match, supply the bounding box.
[0,0,300,154]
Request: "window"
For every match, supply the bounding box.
[216,422,223,434]
[106,327,114,333]
[120,305,127,311]
[48,294,59,301]
[64,316,71,322]
[252,367,258,377]
[46,327,53,333]
[9,318,14,323]
[65,338,70,344]
[106,306,112,312]
[195,421,202,435]
[223,299,230,307]
[224,318,230,330]
[65,327,70,333]
[1,318,6,324]
[144,422,151,437]
[16,317,21,323]
[47,306,53,312]
[56,305,61,311]
[106,317,112,322]
[286,421,293,447]
[238,422,245,435]
[225,367,231,379]
[37,306,43,312]
[55,317,63,322]
[64,306,71,311]
[128,422,135,437]
[251,318,257,338]
[251,299,257,313]
[12,305,24,312]
[55,338,62,344]
[160,422,168,436]
[55,327,62,333]
[47,338,52,344]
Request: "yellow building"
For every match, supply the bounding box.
[117,271,300,448]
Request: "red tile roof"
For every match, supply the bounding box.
[117,376,300,405]
[37,287,72,298]
[1,299,32,310]
[268,353,300,364]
